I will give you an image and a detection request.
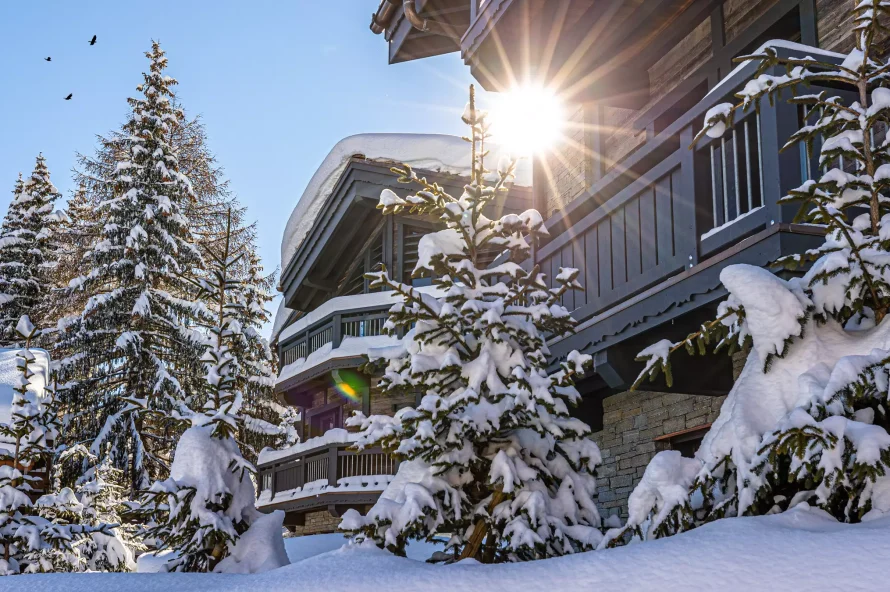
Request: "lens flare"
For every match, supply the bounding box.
[489,85,565,156]
[332,369,363,403]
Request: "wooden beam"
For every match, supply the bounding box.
[304,276,338,292]
[799,0,817,46]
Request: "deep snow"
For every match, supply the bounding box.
[10,506,890,591]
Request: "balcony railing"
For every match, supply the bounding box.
[279,298,394,368]
[257,440,399,510]
[536,44,838,324]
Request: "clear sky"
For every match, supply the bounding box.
[0,1,485,333]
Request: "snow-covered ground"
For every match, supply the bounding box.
[12,507,890,591]
[283,533,443,563]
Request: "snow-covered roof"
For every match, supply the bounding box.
[280,133,533,272]
[0,347,49,444]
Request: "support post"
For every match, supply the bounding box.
[758,75,803,225]
[332,315,342,349]
[675,124,701,268]
[328,445,340,486]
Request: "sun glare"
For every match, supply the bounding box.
[489,85,565,156]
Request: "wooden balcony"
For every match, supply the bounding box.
[542,44,834,391]
[276,292,409,393]
[257,438,399,517]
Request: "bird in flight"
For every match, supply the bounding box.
[89,35,97,46]
[64,94,73,100]
[44,57,51,62]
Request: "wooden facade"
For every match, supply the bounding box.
[361,0,859,515]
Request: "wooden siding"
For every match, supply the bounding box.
[817,0,853,53]
[724,0,782,43]
[546,160,685,316]
[648,16,712,105]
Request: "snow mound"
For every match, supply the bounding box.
[14,508,890,591]
[214,511,289,574]
[280,133,532,272]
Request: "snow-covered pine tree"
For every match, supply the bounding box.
[53,41,207,493]
[0,156,64,345]
[341,86,601,563]
[0,316,114,574]
[611,0,890,546]
[51,185,99,311]
[235,250,285,459]
[52,445,137,571]
[133,212,287,573]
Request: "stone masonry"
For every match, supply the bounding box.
[285,509,341,537]
[592,349,748,519]
[591,390,726,520]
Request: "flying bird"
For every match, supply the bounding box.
[44,57,51,62]
[64,94,72,100]
[89,35,97,45]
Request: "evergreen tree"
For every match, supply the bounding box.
[615,0,890,545]
[133,213,285,573]
[53,445,137,571]
[0,317,112,574]
[53,41,207,493]
[58,49,283,473]
[235,250,285,460]
[53,185,100,304]
[341,87,601,563]
[0,156,64,344]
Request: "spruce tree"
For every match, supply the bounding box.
[342,87,601,563]
[235,250,285,460]
[134,212,285,573]
[53,445,137,571]
[615,0,890,545]
[54,41,207,493]
[0,156,64,344]
[53,185,99,303]
[0,317,113,574]
[58,49,283,474]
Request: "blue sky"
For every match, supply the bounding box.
[0,1,484,332]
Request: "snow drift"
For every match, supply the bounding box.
[11,506,890,591]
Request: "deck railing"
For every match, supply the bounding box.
[258,441,399,501]
[536,45,839,323]
[279,301,392,368]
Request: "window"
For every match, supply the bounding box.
[655,424,712,458]
[307,403,343,439]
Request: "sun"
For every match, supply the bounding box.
[489,85,565,156]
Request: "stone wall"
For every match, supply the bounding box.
[285,509,342,537]
[591,390,726,520]
[543,103,587,218]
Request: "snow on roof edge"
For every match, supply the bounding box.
[280,133,532,273]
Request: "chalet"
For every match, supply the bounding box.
[364,0,858,519]
[258,133,532,534]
